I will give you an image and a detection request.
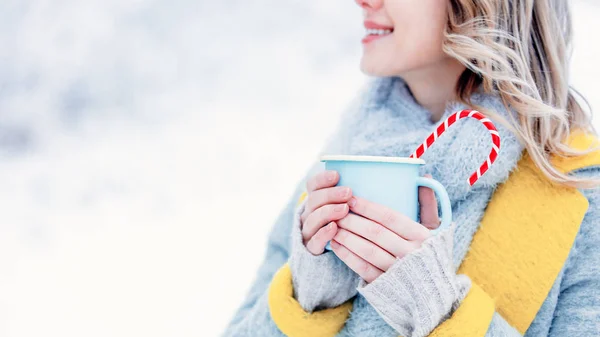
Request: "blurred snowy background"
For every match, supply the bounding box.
[0,0,598,336]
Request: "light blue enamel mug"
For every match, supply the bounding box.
[320,155,452,251]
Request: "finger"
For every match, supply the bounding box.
[302,186,352,222]
[348,196,430,242]
[330,239,383,284]
[306,221,338,255]
[337,213,420,259]
[302,203,349,242]
[306,170,339,193]
[333,228,396,272]
[419,174,441,230]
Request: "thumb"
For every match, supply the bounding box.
[419,174,440,230]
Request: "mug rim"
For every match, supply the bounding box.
[320,155,425,165]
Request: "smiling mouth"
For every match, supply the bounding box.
[362,28,393,44]
[365,28,394,36]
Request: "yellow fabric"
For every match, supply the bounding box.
[267,262,353,337]
[455,153,588,334]
[456,132,600,334]
[297,191,308,207]
[267,132,600,337]
[552,130,600,173]
[429,283,496,337]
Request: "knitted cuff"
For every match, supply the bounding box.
[356,223,472,337]
[288,196,361,313]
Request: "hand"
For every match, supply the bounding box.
[330,174,441,283]
[287,170,361,313]
[300,170,354,255]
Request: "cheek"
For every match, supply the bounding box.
[363,0,448,75]
[392,20,446,66]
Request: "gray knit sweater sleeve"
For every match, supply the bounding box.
[354,222,524,337]
[288,195,361,312]
[356,222,472,337]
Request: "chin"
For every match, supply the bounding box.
[359,56,401,77]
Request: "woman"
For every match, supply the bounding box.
[223,0,600,336]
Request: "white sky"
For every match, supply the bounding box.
[0,1,598,336]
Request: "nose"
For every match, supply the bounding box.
[354,0,383,10]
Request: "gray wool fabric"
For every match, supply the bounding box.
[221,76,600,337]
[288,195,361,312]
[356,223,471,337]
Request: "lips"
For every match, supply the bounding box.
[363,20,394,31]
[362,20,393,45]
[362,33,391,44]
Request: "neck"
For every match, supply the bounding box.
[400,58,466,123]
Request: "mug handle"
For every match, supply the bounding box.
[416,176,453,233]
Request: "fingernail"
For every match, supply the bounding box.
[348,197,357,207]
[334,204,347,212]
[327,171,337,182]
[326,222,335,230]
[338,187,350,198]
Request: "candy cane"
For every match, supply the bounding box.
[409,109,501,186]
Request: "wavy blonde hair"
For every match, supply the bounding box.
[444,0,600,188]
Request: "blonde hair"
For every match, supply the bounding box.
[444,0,600,188]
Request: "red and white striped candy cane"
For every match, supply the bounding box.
[409,109,501,186]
